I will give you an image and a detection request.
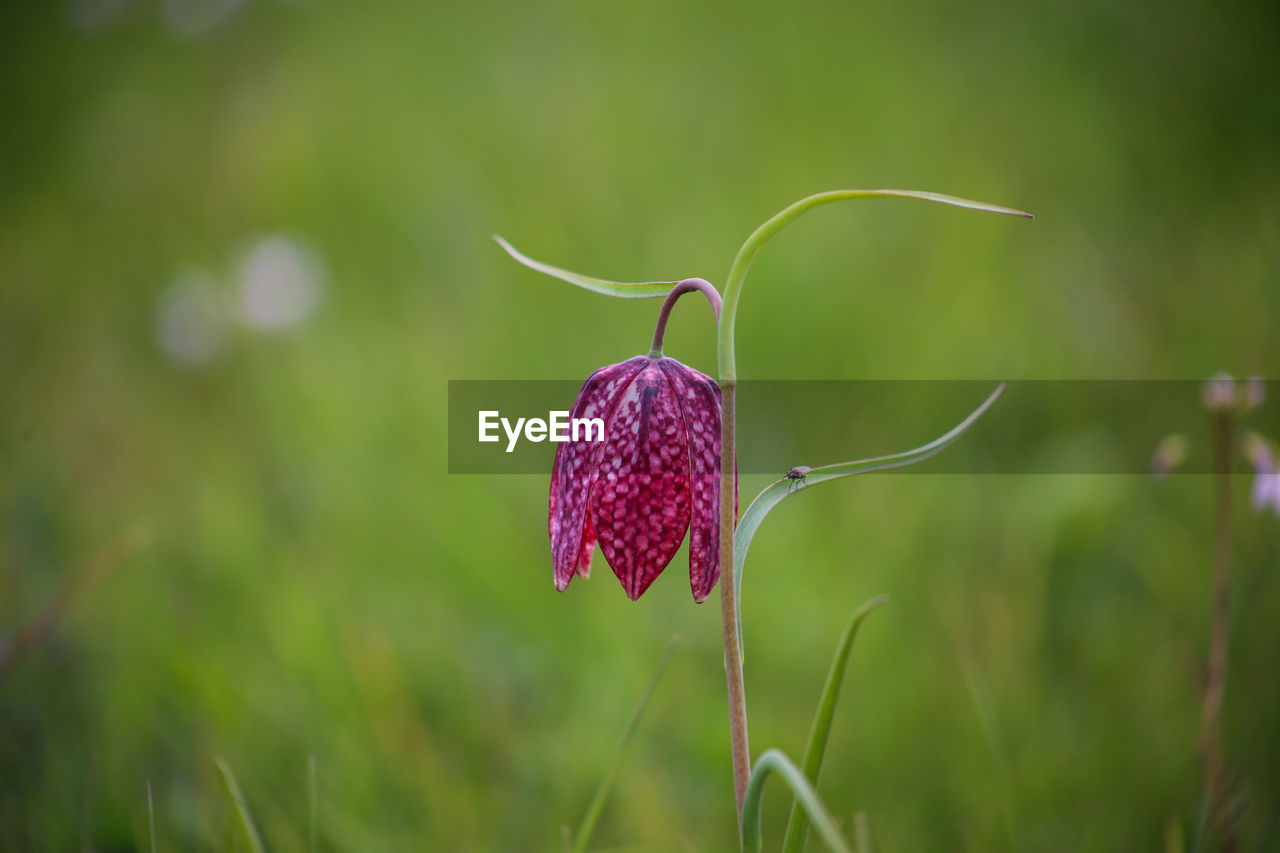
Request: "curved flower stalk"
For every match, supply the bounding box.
[499,187,1031,832]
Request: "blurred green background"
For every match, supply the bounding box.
[2,0,1279,849]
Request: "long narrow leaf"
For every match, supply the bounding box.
[733,384,1004,658]
[718,191,1032,374]
[742,749,852,853]
[215,757,266,853]
[571,635,680,853]
[781,596,889,853]
[493,236,679,299]
[733,192,1033,283]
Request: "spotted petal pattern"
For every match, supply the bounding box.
[659,359,724,602]
[549,356,648,590]
[548,354,728,602]
[592,363,691,599]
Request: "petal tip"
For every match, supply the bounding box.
[691,578,718,604]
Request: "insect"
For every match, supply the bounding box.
[784,465,811,494]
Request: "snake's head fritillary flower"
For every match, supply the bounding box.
[549,354,727,602]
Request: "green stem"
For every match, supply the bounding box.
[147,780,157,853]
[1201,410,1233,841]
[495,192,1026,842]
[742,749,853,853]
[719,379,751,822]
[714,190,1028,827]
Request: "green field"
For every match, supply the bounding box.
[2,1,1279,849]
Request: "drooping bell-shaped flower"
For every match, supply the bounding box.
[549,353,726,602]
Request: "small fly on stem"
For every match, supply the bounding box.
[784,465,811,495]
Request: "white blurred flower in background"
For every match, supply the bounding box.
[235,235,326,334]
[66,0,132,32]
[165,0,245,38]
[155,270,226,367]
[67,0,253,36]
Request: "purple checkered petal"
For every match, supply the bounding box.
[576,513,597,578]
[549,356,648,591]
[549,353,733,602]
[590,362,692,600]
[659,358,725,603]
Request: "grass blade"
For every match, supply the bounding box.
[215,756,266,853]
[147,780,157,853]
[1164,813,1185,853]
[742,749,852,853]
[853,812,871,853]
[959,656,1016,850]
[733,385,1003,660]
[494,235,679,299]
[571,635,680,853]
[0,521,151,677]
[781,596,888,853]
[307,755,317,853]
